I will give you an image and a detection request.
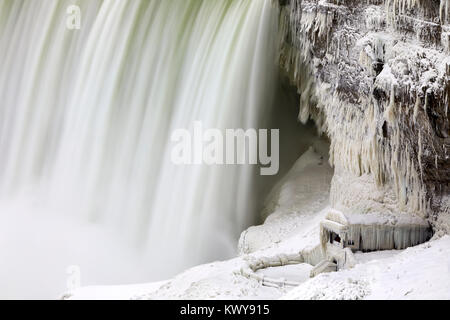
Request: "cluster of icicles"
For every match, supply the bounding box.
[385,0,450,25]
[277,0,450,218]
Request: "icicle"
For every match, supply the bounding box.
[413,92,420,122]
[440,0,450,24]
[418,132,423,179]
[424,91,429,112]
[385,85,396,123]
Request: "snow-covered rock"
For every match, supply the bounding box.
[278,0,450,232]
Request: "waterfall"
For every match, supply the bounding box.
[0,0,281,297]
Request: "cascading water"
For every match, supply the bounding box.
[0,0,286,298]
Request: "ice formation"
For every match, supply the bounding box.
[277,0,450,232]
[320,209,431,252]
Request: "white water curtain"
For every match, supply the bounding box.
[0,0,279,295]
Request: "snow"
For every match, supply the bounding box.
[69,230,450,300]
[284,236,450,300]
[64,281,167,301]
[282,274,371,300]
[354,249,401,264]
[256,264,313,284]
[68,145,450,300]
[343,211,428,226]
[239,141,332,255]
[129,259,288,300]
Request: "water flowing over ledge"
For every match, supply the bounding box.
[0,0,287,297]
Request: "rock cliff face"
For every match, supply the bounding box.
[276,0,450,232]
